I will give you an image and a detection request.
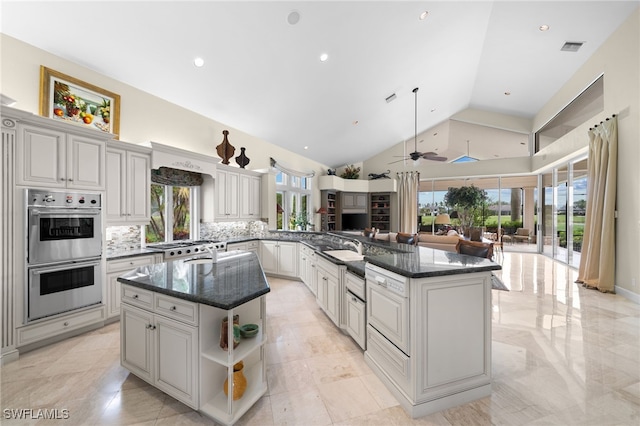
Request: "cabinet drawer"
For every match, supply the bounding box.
[122,284,154,310]
[155,294,199,326]
[345,272,365,300]
[246,241,259,250]
[366,325,410,392]
[107,255,158,273]
[17,306,105,347]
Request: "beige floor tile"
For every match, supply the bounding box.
[270,388,333,425]
[266,359,316,396]
[317,376,381,422]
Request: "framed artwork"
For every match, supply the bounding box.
[39,66,120,138]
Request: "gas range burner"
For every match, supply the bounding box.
[147,240,227,259]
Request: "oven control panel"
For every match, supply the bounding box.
[28,189,101,208]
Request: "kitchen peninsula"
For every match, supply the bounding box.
[117,250,269,426]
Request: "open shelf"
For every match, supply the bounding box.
[370,193,392,231]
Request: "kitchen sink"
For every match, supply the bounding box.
[323,250,365,262]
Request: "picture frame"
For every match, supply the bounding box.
[39,66,120,138]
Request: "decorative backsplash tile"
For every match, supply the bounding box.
[105,225,142,251]
[200,220,268,241]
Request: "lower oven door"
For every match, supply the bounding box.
[28,259,102,321]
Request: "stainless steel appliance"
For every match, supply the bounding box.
[147,240,227,259]
[28,258,102,321]
[26,189,103,322]
[27,189,102,265]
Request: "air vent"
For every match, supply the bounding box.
[385,93,397,103]
[561,41,584,52]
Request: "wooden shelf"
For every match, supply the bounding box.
[370,193,392,231]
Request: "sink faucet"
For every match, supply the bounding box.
[204,245,218,263]
[344,240,363,255]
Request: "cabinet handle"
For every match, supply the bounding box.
[133,294,139,299]
[129,262,134,265]
[68,178,73,182]
[63,321,69,326]
[60,177,66,181]
[352,296,357,302]
[170,306,177,311]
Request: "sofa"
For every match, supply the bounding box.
[416,231,463,252]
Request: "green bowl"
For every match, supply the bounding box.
[240,323,259,338]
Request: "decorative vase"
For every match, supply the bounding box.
[219,314,240,351]
[235,147,250,169]
[223,361,247,400]
[216,130,235,165]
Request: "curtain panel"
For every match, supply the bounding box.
[576,117,617,293]
[397,171,419,234]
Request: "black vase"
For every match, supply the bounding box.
[235,147,250,169]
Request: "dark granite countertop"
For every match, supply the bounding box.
[117,251,270,310]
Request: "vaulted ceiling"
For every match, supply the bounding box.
[1,1,637,168]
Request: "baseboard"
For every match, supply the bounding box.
[0,348,20,365]
[615,285,640,304]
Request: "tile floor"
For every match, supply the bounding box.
[1,252,639,425]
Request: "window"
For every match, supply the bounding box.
[275,171,312,230]
[146,184,197,243]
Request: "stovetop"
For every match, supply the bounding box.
[146,240,227,258]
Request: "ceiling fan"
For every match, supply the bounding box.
[390,87,447,164]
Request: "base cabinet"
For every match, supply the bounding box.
[121,295,199,408]
[260,241,297,277]
[298,245,317,296]
[106,254,162,320]
[315,257,344,327]
[345,292,366,350]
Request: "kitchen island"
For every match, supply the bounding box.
[117,250,269,426]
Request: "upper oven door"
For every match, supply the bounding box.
[28,207,102,265]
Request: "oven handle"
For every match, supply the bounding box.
[30,209,101,216]
[31,261,101,274]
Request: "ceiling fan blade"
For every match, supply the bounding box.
[388,157,409,164]
[422,152,448,161]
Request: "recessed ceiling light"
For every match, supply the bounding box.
[539,24,550,31]
[433,132,438,136]
[419,11,429,20]
[430,108,436,112]
[352,120,359,125]
[287,10,301,25]
[304,146,308,150]
[194,57,204,67]
[319,53,329,62]
[504,91,511,96]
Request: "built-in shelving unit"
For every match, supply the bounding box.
[370,193,391,231]
[199,297,267,425]
[322,191,337,231]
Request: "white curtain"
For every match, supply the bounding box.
[576,117,617,293]
[397,171,419,234]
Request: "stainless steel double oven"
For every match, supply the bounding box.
[26,189,103,322]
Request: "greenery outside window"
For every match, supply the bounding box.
[275,171,312,230]
[146,184,198,243]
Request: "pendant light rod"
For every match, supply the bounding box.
[413,87,419,152]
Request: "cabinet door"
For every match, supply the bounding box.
[106,272,123,319]
[216,170,240,219]
[277,242,298,277]
[121,304,154,382]
[346,293,366,349]
[298,249,307,282]
[127,151,151,222]
[17,125,66,187]
[260,241,279,274]
[315,268,327,310]
[367,283,409,354]
[226,171,239,218]
[105,148,126,223]
[307,256,317,296]
[240,174,261,219]
[215,170,229,218]
[67,134,105,190]
[154,315,199,408]
[325,272,340,325]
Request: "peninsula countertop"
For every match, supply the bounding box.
[117,250,270,310]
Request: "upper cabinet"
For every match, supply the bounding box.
[106,141,151,224]
[214,164,262,221]
[17,124,106,190]
[341,192,368,213]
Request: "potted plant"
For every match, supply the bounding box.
[444,185,488,240]
[340,164,360,179]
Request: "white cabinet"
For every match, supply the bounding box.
[239,174,261,219]
[215,165,263,221]
[227,240,259,255]
[105,142,151,224]
[121,287,199,408]
[106,254,162,319]
[260,241,298,277]
[345,272,366,349]
[17,124,106,190]
[298,245,317,296]
[215,168,239,219]
[315,257,344,327]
